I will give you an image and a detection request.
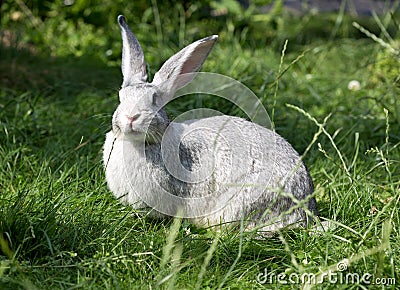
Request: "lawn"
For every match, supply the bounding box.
[0,1,399,289]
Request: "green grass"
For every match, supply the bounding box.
[1,2,400,289]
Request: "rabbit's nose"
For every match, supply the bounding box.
[127,114,140,125]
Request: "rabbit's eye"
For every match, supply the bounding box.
[152,92,158,105]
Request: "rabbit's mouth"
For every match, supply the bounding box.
[113,123,146,140]
[127,128,146,137]
[117,129,147,143]
[118,121,145,136]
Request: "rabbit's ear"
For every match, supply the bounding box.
[152,35,218,98]
[118,15,147,87]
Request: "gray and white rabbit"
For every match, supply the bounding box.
[103,15,318,233]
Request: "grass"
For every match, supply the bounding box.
[1,2,400,289]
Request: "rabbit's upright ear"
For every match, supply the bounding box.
[152,35,218,98]
[118,15,147,87]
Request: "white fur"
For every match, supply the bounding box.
[103,15,318,233]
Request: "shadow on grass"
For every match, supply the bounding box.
[0,43,122,162]
[0,43,121,94]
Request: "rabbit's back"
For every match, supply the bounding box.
[176,115,310,195]
[162,115,316,229]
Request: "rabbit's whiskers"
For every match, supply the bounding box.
[105,136,117,171]
[145,124,164,144]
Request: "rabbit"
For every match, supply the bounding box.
[103,15,318,233]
